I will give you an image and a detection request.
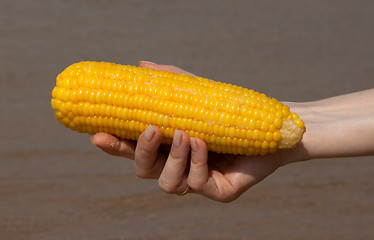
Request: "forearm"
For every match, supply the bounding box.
[284,89,374,164]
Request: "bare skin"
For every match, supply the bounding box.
[90,61,374,202]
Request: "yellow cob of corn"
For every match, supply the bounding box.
[51,61,305,156]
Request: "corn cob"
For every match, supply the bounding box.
[51,61,305,156]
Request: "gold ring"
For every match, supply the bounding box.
[177,185,190,196]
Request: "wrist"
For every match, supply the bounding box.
[279,101,322,166]
[283,90,374,163]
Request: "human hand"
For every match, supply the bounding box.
[91,127,295,202]
[90,61,311,202]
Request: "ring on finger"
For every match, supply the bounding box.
[177,185,191,196]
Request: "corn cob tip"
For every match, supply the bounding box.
[278,119,305,149]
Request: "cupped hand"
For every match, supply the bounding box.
[90,61,309,202]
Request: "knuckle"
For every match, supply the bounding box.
[191,160,206,170]
[136,145,156,158]
[134,166,153,179]
[187,179,205,191]
[158,178,177,193]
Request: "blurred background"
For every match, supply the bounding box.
[1,0,373,239]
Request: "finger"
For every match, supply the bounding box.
[187,138,239,202]
[138,61,197,77]
[90,132,136,159]
[187,137,209,190]
[134,125,165,179]
[158,130,190,194]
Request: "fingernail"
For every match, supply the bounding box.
[138,60,156,65]
[90,136,96,145]
[190,137,198,152]
[173,129,182,147]
[143,125,155,142]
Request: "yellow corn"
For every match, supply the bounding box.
[51,61,305,156]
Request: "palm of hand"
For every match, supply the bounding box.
[199,151,281,202]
